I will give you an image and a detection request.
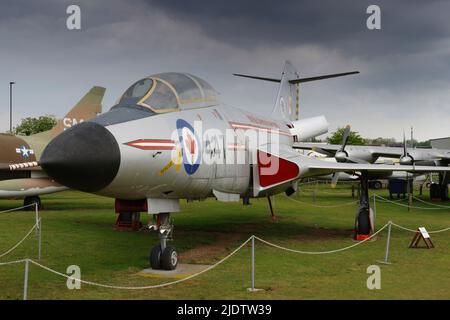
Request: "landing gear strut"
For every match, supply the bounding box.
[24,196,41,211]
[355,171,373,240]
[148,213,178,270]
[267,195,277,221]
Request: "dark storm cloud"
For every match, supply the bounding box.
[0,0,449,140]
[142,0,450,91]
[146,0,450,54]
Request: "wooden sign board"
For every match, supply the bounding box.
[409,227,434,249]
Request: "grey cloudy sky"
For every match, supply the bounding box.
[0,0,449,140]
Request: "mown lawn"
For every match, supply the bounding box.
[0,183,449,299]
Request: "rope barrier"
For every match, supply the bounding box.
[0,203,37,214]
[0,219,448,292]
[0,259,27,266]
[375,195,450,210]
[28,237,252,290]
[283,194,358,208]
[298,188,352,195]
[0,220,39,259]
[372,196,407,203]
[254,222,389,255]
[412,196,450,208]
[390,222,450,234]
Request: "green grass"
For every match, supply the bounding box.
[0,183,449,300]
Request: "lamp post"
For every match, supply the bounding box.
[9,81,15,133]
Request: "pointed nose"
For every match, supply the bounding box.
[40,122,121,193]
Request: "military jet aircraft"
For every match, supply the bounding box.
[13,61,449,270]
[0,86,105,209]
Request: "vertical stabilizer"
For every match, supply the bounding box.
[272,61,300,123]
[49,86,105,138]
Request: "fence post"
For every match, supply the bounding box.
[34,203,39,236]
[247,236,262,292]
[23,259,29,300]
[38,218,42,260]
[373,194,377,226]
[251,236,254,290]
[381,222,392,264]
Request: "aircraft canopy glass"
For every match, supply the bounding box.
[92,73,218,126]
[116,72,217,113]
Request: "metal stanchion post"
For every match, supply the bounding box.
[379,222,392,265]
[34,203,39,236]
[38,218,42,260]
[247,236,262,292]
[23,259,29,300]
[251,236,254,290]
[373,194,376,225]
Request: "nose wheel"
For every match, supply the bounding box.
[148,213,178,270]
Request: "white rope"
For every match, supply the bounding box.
[299,189,352,195]
[375,195,450,210]
[412,196,450,208]
[0,203,37,214]
[373,196,407,203]
[298,180,320,186]
[28,237,252,290]
[0,220,38,259]
[283,194,358,208]
[390,222,450,234]
[0,259,27,266]
[255,222,389,255]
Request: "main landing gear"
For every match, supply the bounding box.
[355,171,373,241]
[148,213,178,270]
[24,196,41,211]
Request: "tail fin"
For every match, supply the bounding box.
[49,86,105,138]
[272,61,300,123]
[234,61,359,124]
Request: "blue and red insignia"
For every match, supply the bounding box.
[176,119,201,175]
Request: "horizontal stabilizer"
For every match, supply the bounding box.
[289,71,359,84]
[232,73,280,83]
[233,71,359,84]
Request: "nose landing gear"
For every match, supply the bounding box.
[148,213,178,270]
[355,171,373,240]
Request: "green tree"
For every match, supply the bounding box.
[327,127,366,145]
[14,115,57,136]
[368,137,397,146]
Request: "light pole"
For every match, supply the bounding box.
[9,81,15,133]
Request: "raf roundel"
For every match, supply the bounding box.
[176,119,201,175]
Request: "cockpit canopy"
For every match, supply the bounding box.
[116,72,218,112]
[91,73,219,126]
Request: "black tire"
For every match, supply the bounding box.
[373,181,382,190]
[24,196,41,211]
[150,245,162,270]
[356,207,371,235]
[161,246,178,270]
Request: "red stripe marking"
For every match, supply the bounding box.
[229,121,291,136]
[125,139,176,150]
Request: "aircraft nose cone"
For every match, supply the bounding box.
[40,122,121,193]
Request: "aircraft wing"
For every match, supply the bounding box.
[254,145,450,195]
[293,142,407,158]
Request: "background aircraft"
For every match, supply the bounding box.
[13,62,449,270]
[0,86,105,209]
[294,126,450,198]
